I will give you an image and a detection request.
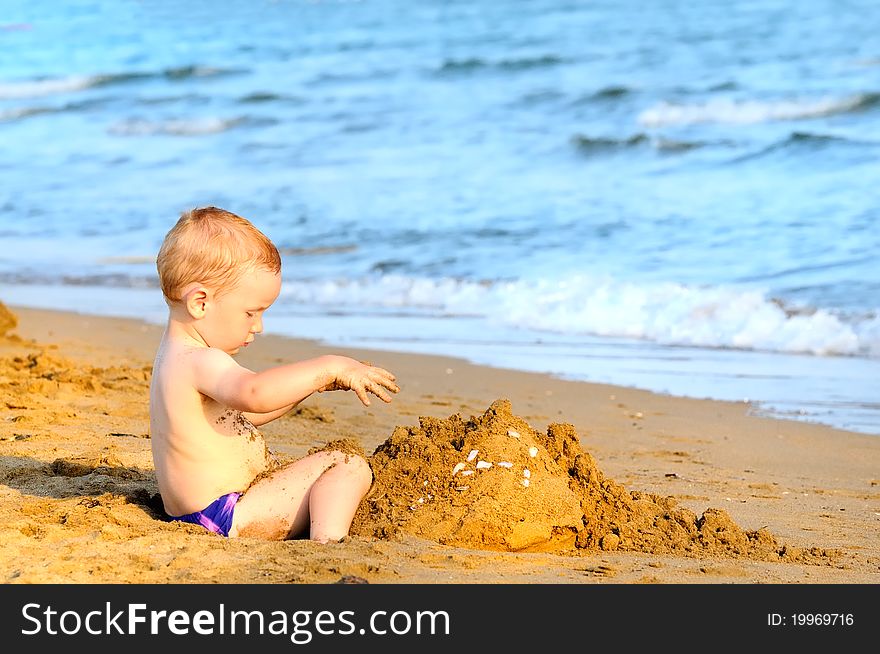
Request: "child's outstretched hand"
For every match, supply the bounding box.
[318,358,400,406]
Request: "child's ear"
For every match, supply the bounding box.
[182,285,209,319]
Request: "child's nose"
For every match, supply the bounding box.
[253,316,264,333]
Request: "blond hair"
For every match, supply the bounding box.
[156,206,281,302]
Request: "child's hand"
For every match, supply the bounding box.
[318,358,399,406]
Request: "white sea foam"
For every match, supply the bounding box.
[638,94,873,127]
[0,106,50,121]
[0,76,94,99]
[107,117,242,136]
[279,274,880,357]
[0,67,234,100]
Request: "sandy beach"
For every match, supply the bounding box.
[1,302,878,585]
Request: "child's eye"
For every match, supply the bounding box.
[246,311,255,318]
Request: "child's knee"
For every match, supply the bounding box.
[335,452,373,486]
[328,450,372,483]
[351,453,373,482]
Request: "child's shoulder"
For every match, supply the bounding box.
[185,345,246,383]
[156,338,234,372]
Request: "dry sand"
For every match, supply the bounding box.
[1,303,878,584]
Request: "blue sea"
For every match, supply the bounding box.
[1,0,878,434]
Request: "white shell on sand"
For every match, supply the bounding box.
[497,461,513,468]
[521,478,530,487]
[467,449,479,462]
[528,446,538,458]
[507,429,520,438]
[523,469,531,479]
[452,462,467,476]
[460,470,474,476]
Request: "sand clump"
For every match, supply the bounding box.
[0,301,17,337]
[353,399,834,564]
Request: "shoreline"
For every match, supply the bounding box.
[1,283,877,437]
[1,304,878,583]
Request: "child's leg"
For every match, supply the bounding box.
[229,450,372,542]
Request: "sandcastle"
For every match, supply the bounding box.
[352,399,830,563]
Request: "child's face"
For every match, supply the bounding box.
[201,267,281,355]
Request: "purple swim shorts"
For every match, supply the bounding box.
[167,492,242,537]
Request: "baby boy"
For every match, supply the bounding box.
[149,206,399,541]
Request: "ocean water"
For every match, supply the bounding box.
[1,0,878,434]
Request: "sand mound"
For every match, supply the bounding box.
[352,399,832,563]
[351,400,583,551]
[0,301,17,337]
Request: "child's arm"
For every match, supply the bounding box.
[223,354,398,425]
[242,402,298,426]
[189,349,399,414]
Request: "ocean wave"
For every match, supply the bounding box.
[514,89,566,107]
[569,85,634,105]
[591,85,632,99]
[0,98,106,123]
[706,81,739,93]
[278,275,880,358]
[309,69,399,85]
[638,93,880,127]
[726,130,879,163]
[0,271,158,288]
[0,106,55,122]
[160,65,243,80]
[436,54,566,75]
[238,91,302,104]
[3,269,877,357]
[136,93,211,106]
[785,131,865,145]
[0,66,245,100]
[278,245,358,256]
[0,76,95,99]
[107,115,274,136]
[571,133,705,154]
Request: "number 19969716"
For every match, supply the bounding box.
[768,613,854,627]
